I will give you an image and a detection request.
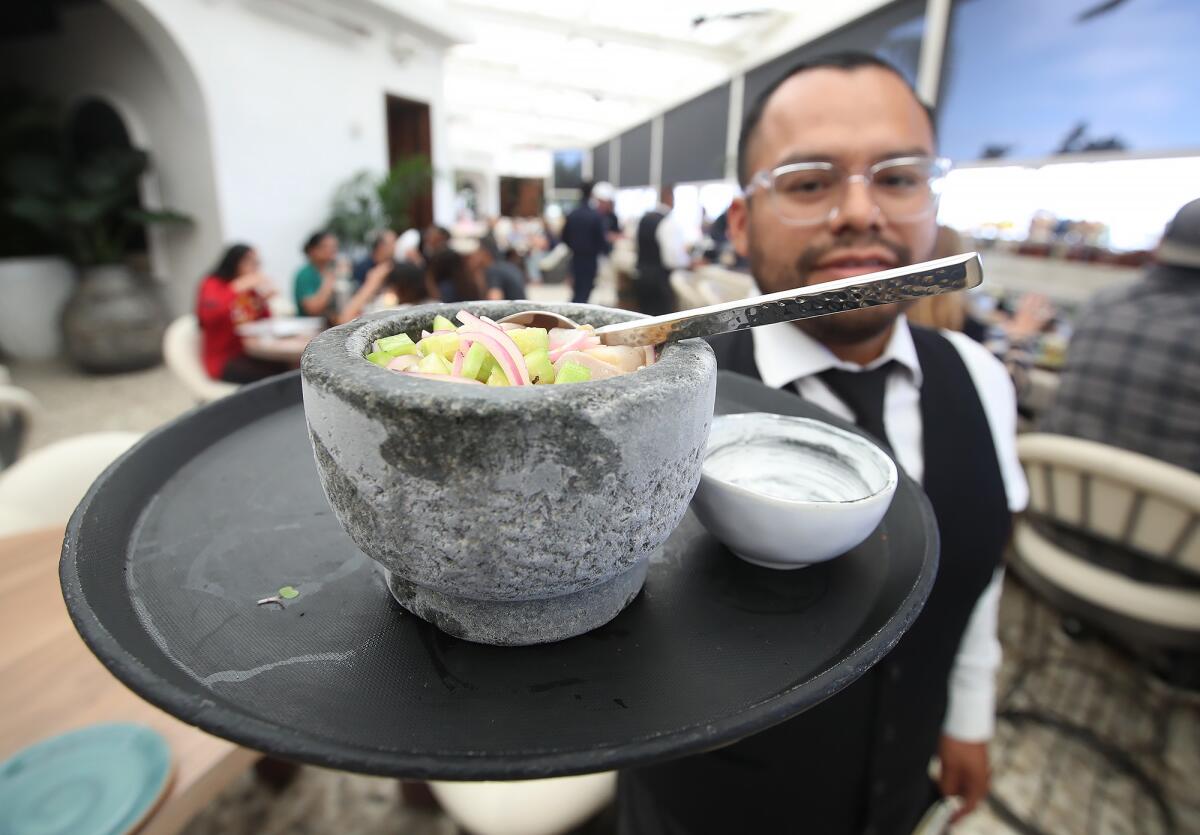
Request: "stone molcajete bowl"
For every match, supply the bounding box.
[300,301,717,645]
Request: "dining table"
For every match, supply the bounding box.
[0,526,258,835]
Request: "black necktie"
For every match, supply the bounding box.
[816,361,898,452]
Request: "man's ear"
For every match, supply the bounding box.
[728,196,751,258]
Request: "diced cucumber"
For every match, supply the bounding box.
[508,327,549,355]
[478,355,499,381]
[524,349,555,385]
[366,350,394,366]
[375,333,417,355]
[461,342,490,380]
[555,361,592,384]
[417,353,451,375]
[417,332,461,362]
[486,368,509,386]
[432,314,456,332]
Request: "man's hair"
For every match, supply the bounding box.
[302,230,333,254]
[580,180,595,202]
[736,51,936,187]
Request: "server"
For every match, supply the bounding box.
[618,52,1028,835]
[635,185,690,316]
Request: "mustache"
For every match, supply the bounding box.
[795,232,912,279]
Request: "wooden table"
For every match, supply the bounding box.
[0,527,258,834]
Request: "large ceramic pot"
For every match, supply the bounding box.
[0,256,74,360]
[62,264,168,373]
[301,301,717,645]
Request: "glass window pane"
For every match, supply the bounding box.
[938,0,1200,160]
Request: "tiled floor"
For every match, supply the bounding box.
[5,284,1198,834]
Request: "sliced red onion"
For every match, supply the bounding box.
[498,322,522,331]
[451,349,466,376]
[386,354,420,371]
[548,328,577,350]
[548,331,593,362]
[421,330,433,340]
[459,331,530,386]
[456,311,532,385]
[402,371,483,384]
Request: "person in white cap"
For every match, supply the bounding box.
[1043,197,1200,472]
[592,180,620,240]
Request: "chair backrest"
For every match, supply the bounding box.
[669,271,708,311]
[0,431,141,536]
[1019,433,1200,576]
[0,383,40,470]
[163,315,237,403]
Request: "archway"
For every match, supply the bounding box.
[67,96,150,260]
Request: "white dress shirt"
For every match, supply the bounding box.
[654,206,691,270]
[751,315,1028,741]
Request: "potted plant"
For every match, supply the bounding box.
[2,98,190,373]
[325,155,433,251]
[0,88,74,361]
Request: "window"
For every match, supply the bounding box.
[938,0,1200,161]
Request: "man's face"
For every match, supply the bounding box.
[375,230,397,261]
[313,235,338,265]
[728,67,938,346]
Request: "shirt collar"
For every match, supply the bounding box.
[751,313,922,389]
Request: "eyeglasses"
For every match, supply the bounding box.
[744,156,950,226]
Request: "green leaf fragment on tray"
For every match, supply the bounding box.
[278,586,300,600]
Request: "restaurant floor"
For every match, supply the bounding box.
[7,280,1197,835]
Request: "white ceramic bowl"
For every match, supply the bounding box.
[691,413,898,569]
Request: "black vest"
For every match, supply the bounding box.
[620,326,1012,835]
[637,210,667,273]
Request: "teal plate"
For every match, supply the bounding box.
[0,723,173,835]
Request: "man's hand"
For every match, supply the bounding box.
[938,735,990,823]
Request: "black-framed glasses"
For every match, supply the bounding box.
[743,156,951,226]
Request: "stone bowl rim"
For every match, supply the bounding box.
[301,300,713,409]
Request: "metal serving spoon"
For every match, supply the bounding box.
[497,252,983,348]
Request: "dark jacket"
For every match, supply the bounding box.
[562,205,610,259]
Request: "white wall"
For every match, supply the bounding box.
[124,0,457,299]
[0,2,224,315]
[2,0,458,312]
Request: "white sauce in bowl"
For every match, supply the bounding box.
[702,415,893,504]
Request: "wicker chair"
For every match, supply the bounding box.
[1012,433,1200,650]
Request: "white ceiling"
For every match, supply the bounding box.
[442,1,801,161]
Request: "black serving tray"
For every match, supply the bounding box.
[61,370,937,779]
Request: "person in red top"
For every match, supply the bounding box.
[196,244,289,383]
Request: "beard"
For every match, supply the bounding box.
[749,229,914,346]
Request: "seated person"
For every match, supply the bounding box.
[294,230,389,325]
[430,248,485,304]
[1042,198,1200,471]
[335,258,392,324]
[420,224,451,261]
[385,261,437,307]
[473,243,527,301]
[196,244,290,383]
[352,229,397,287]
[293,231,340,322]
